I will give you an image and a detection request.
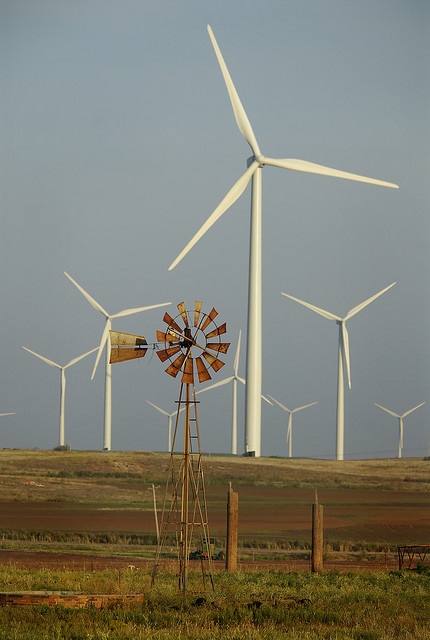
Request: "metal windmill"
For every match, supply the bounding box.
[152,301,230,592]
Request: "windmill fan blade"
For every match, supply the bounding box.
[113,302,170,319]
[205,322,227,339]
[197,376,233,393]
[64,272,108,317]
[165,353,186,378]
[402,402,426,418]
[196,356,211,383]
[163,312,183,334]
[177,302,189,327]
[206,342,230,354]
[168,161,259,271]
[202,351,225,372]
[182,357,194,384]
[22,346,60,369]
[264,157,399,189]
[281,293,341,321]
[267,395,290,413]
[91,322,111,380]
[374,403,400,419]
[201,308,218,332]
[65,347,99,368]
[345,282,396,320]
[233,330,242,375]
[156,330,178,343]
[157,345,182,363]
[341,322,352,389]
[194,301,202,327]
[207,25,261,157]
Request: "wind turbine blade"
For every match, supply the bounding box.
[341,322,352,389]
[402,402,426,418]
[91,321,111,380]
[267,395,290,414]
[65,347,98,369]
[112,302,171,319]
[292,401,319,414]
[0,413,15,417]
[374,403,400,419]
[345,283,396,320]
[281,293,341,321]
[233,330,242,376]
[64,272,108,317]
[197,377,234,394]
[207,25,261,156]
[264,157,398,189]
[168,161,259,271]
[22,346,60,369]
[145,400,170,417]
[237,376,246,386]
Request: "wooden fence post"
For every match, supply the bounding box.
[311,489,323,573]
[226,482,239,572]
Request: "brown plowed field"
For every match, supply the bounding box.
[0,451,428,573]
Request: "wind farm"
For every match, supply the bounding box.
[2,6,428,461]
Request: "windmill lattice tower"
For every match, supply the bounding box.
[152,301,230,592]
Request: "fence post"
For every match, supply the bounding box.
[226,482,239,572]
[311,489,323,573]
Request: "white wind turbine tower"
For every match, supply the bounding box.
[22,346,97,447]
[197,330,245,454]
[374,402,426,458]
[282,283,396,461]
[268,395,318,458]
[65,272,170,451]
[145,400,186,453]
[168,25,398,458]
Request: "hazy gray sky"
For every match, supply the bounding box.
[2,0,429,458]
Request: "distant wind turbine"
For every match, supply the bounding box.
[197,330,245,454]
[282,283,396,460]
[268,395,318,458]
[65,272,170,451]
[145,400,186,453]
[168,25,398,458]
[374,402,426,458]
[22,346,97,447]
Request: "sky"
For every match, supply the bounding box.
[1,0,429,458]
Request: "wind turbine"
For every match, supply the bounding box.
[168,25,398,458]
[145,400,185,453]
[374,402,426,458]
[282,282,396,460]
[197,330,245,454]
[65,272,170,451]
[22,346,97,447]
[268,395,318,458]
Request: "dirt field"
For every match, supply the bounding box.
[0,451,428,573]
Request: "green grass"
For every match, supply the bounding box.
[0,567,429,639]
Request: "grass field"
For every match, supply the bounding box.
[0,566,429,639]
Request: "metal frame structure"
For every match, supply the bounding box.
[152,301,230,591]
